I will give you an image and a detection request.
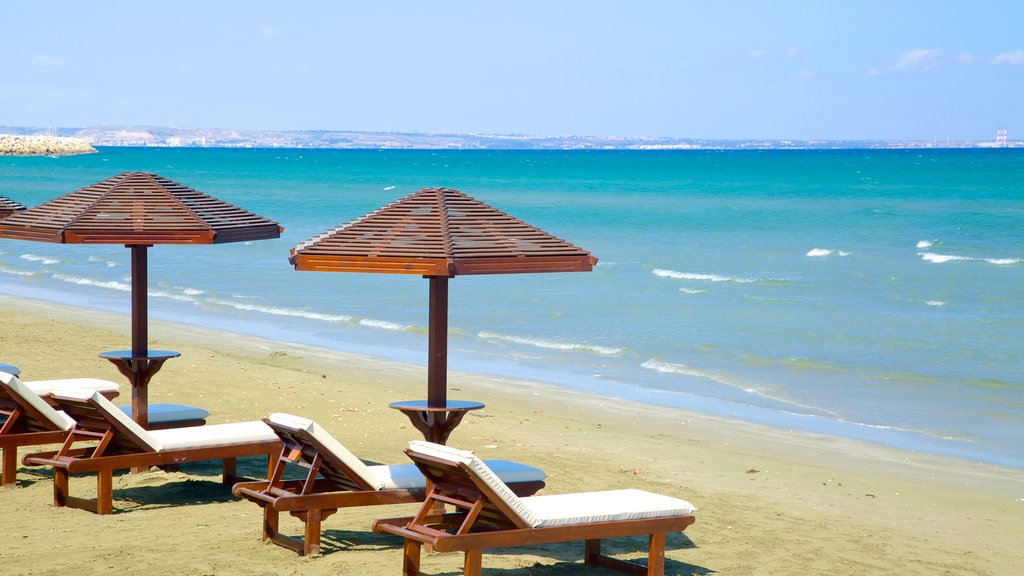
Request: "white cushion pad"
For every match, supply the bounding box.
[369,459,545,490]
[150,421,277,451]
[269,413,385,490]
[521,488,696,528]
[26,378,120,395]
[409,441,541,526]
[1,372,75,431]
[50,388,164,451]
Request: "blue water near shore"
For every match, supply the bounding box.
[2,147,1022,467]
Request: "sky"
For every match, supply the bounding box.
[2,1,1022,140]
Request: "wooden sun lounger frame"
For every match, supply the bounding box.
[21,392,281,514]
[232,419,546,556]
[373,449,695,576]
[0,379,119,488]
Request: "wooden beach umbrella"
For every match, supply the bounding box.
[289,187,596,443]
[0,172,282,427]
[0,195,26,218]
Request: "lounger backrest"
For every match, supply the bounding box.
[408,441,541,528]
[268,413,385,491]
[49,388,163,452]
[0,372,75,432]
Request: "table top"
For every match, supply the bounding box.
[0,362,21,377]
[389,399,485,412]
[99,349,181,361]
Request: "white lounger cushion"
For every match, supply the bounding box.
[409,441,694,529]
[1,372,75,431]
[54,388,275,452]
[151,421,277,450]
[269,413,385,490]
[410,440,542,526]
[270,414,545,491]
[26,378,120,395]
[521,489,696,528]
[52,388,166,451]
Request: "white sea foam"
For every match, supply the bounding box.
[920,252,1021,266]
[926,300,946,307]
[87,255,119,268]
[478,331,622,355]
[207,298,353,323]
[383,185,396,191]
[182,288,205,296]
[51,273,131,292]
[678,288,705,294]
[916,240,934,249]
[919,252,969,264]
[358,318,409,331]
[0,266,36,277]
[149,290,199,303]
[20,254,61,265]
[806,248,851,257]
[652,269,755,283]
[641,359,839,417]
[985,257,1022,266]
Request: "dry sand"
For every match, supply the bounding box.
[1,293,1022,575]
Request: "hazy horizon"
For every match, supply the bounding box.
[3,2,1022,141]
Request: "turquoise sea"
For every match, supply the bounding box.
[1,147,1022,467]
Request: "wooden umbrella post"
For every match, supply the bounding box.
[131,244,149,357]
[427,276,448,409]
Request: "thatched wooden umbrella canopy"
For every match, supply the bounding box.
[0,195,26,219]
[0,172,282,427]
[290,187,596,443]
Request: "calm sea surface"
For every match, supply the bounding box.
[2,147,1022,467]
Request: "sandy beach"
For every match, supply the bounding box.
[1,293,1022,575]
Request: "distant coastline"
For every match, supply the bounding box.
[0,133,96,156]
[0,124,1018,151]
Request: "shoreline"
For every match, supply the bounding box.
[2,292,1019,490]
[2,280,1016,470]
[2,292,1023,574]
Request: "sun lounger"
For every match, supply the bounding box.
[232,413,547,556]
[0,372,119,487]
[21,388,282,514]
[373,441,696,576]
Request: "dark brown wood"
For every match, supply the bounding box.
[19,391,280,514]
[372,448,695,575]
[231,418,544,556]
[0,195,26,219]
[0,172,282,428]
[99,350,180,431]
[1,375,77,487]
[427,276,448,408]
[289,188,595,445]
[389,400,484,445]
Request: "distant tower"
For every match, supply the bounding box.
[996,128,1007,147]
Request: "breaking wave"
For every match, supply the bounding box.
[919,252,1022,266]
[478,331,622,355]
[652,269,757,283]
[20,254,61,265]
[806,248,851,257]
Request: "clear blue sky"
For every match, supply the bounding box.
[2,1,1022,140]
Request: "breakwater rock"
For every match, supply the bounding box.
[0,134,97,156]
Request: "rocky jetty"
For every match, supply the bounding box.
[0,134,96,156]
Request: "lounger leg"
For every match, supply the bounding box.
[304,508,322,556]
[647,533,666,576]
[464,549,483,576]
[53,468,69,508]
[97,469,113,515]
[402,540,421,576]
[1,447,15,488]
[222,457,237,483]
[263,506,280,542]
[584,539,602,567]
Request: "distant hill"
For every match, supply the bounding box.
[0,125,1015,150]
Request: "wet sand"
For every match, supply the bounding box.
[1,294,1022,575]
